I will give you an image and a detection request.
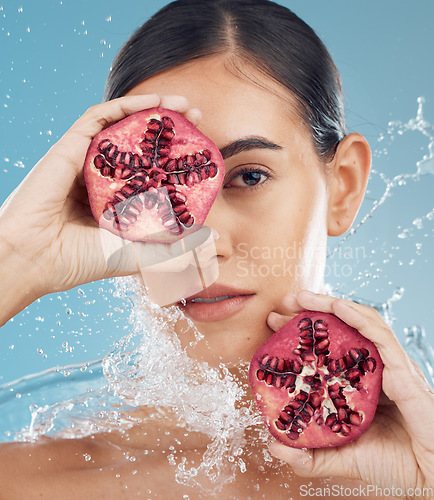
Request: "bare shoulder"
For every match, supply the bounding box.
[0,436,123,499]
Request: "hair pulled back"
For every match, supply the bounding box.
[105,0,346,160]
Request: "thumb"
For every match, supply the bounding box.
[268,441,356,479]
[99,225,215,275]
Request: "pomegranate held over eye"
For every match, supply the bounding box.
[84,108,225,243]
[249,311,383,448]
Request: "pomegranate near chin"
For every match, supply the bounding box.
[83,108,225,243]
[249,311,383,448]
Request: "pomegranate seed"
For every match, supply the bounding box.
[279,411,292,423]
[346,369,362,380]
[296,390,308,402]
[365,357,377,372]
[331,422,342,433]
[261,355,270,367]
[287,431,300,441]
[309,392,321,408]
[178,211,192,224]
[315,339,330,351]
[288,400,302,410]
[284,374,296,388]
[275,420,287,431]
[349,412,362,426]
[337,408,347,421]
[340,423,351,436]
[274,376,283,388]
[325,414,337,427]
[173,204,187,215]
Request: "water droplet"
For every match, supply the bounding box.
[413,218,423,230]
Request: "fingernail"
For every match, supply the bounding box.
[210,228,220,240]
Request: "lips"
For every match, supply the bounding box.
[179,284,255,322]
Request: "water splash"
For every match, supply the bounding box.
[405,325,434,380]
[100,278,266,491]
[6,278,264,493]
[325,98,434,384]
[328,97,434,261]
[328,98,433,319]
[0,99,433,495]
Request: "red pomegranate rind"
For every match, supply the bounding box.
[83,108,225,243]
[249,311,383,449]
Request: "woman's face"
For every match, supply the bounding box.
[127,55,330,365]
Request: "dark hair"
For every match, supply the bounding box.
[105,0,346,160]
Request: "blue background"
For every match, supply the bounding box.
[1,0,433,384]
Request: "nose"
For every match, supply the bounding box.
[203,194,233,263]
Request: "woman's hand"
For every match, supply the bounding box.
[0,94,203,323]
[266,290,434,498]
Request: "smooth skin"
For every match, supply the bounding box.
[0,54,433,499]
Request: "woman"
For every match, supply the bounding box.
[0,0,433,498]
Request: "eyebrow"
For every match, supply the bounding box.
[219,136,283,160]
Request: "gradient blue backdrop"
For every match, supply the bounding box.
[1,0,433,384]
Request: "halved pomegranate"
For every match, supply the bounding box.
[84,108,225,243]
[249,311,383,448]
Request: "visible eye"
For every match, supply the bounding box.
[225,167,271,189]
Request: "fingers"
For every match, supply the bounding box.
[282,289,338,316]
[50,93,201,174]
[282,290,396,352]
[99,226,215,274]
[98,225,219,307]
[266,312,291,332]
[74,94,200,139]
[70,94,162,140]
[184,107,202,127]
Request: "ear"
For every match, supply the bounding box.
[327,133,371,236]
